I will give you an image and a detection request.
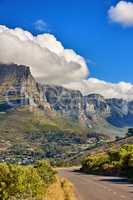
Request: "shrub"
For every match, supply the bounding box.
[34,160,56,185]
[0,161,56,200]
[82,153,109,174]
[81,144,133,180]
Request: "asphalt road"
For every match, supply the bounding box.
[58,168,133,200]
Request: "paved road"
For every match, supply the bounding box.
[58,168,133,200]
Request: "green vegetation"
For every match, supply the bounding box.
[0,107,108,165]
[81,144,133,182]
[0,160,56,200]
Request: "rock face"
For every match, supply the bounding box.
[43,85,84,122]
[0,63,133,129]
[43,85,133,128]
[0,63,51,112]
[106,98,133,128]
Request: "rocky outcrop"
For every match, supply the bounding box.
[0,63,51,112]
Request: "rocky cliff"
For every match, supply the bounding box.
[0,63,133,131]
[107,98,133,127]
[43,85,133,128]
[0,63,51,112]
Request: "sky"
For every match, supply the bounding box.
[0,0,133,99]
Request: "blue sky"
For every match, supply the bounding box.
[0,0,133,83]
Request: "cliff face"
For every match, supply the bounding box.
[43,86,133,128]
[0,63,51,112]
[0,63,133,129]
[43,85,84,122]
[107,98,133,127]
[43,86,111,126]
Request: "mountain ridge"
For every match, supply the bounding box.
[0,63,133,136]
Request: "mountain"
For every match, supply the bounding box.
[43,85,133,131]
[0,63,133,137]
[0,63,133,165]
[107,98,133,128]
[0,63,51,112]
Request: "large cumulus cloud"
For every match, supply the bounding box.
[64,78,133,101]
[0,25,89,85]
[0,25,133,101]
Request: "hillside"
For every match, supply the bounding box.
[65,136,133,165]
[81,143,133,182]
[81,136,133,157]
[0,107,109,165]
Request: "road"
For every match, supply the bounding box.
[58,167,133,200]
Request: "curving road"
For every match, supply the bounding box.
[58,167,133,200]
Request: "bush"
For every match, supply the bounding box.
[82,153,109,174]
[0,161,56,200]
[34,160,56,185]
[81,144,133,181]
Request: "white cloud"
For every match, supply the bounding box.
[34,19,48,32]
[0,25,132,101]
[64,78,133,100]
[0,25,89,85]
[108,1,133,27]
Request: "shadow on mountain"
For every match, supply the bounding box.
[107,114,133,128]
